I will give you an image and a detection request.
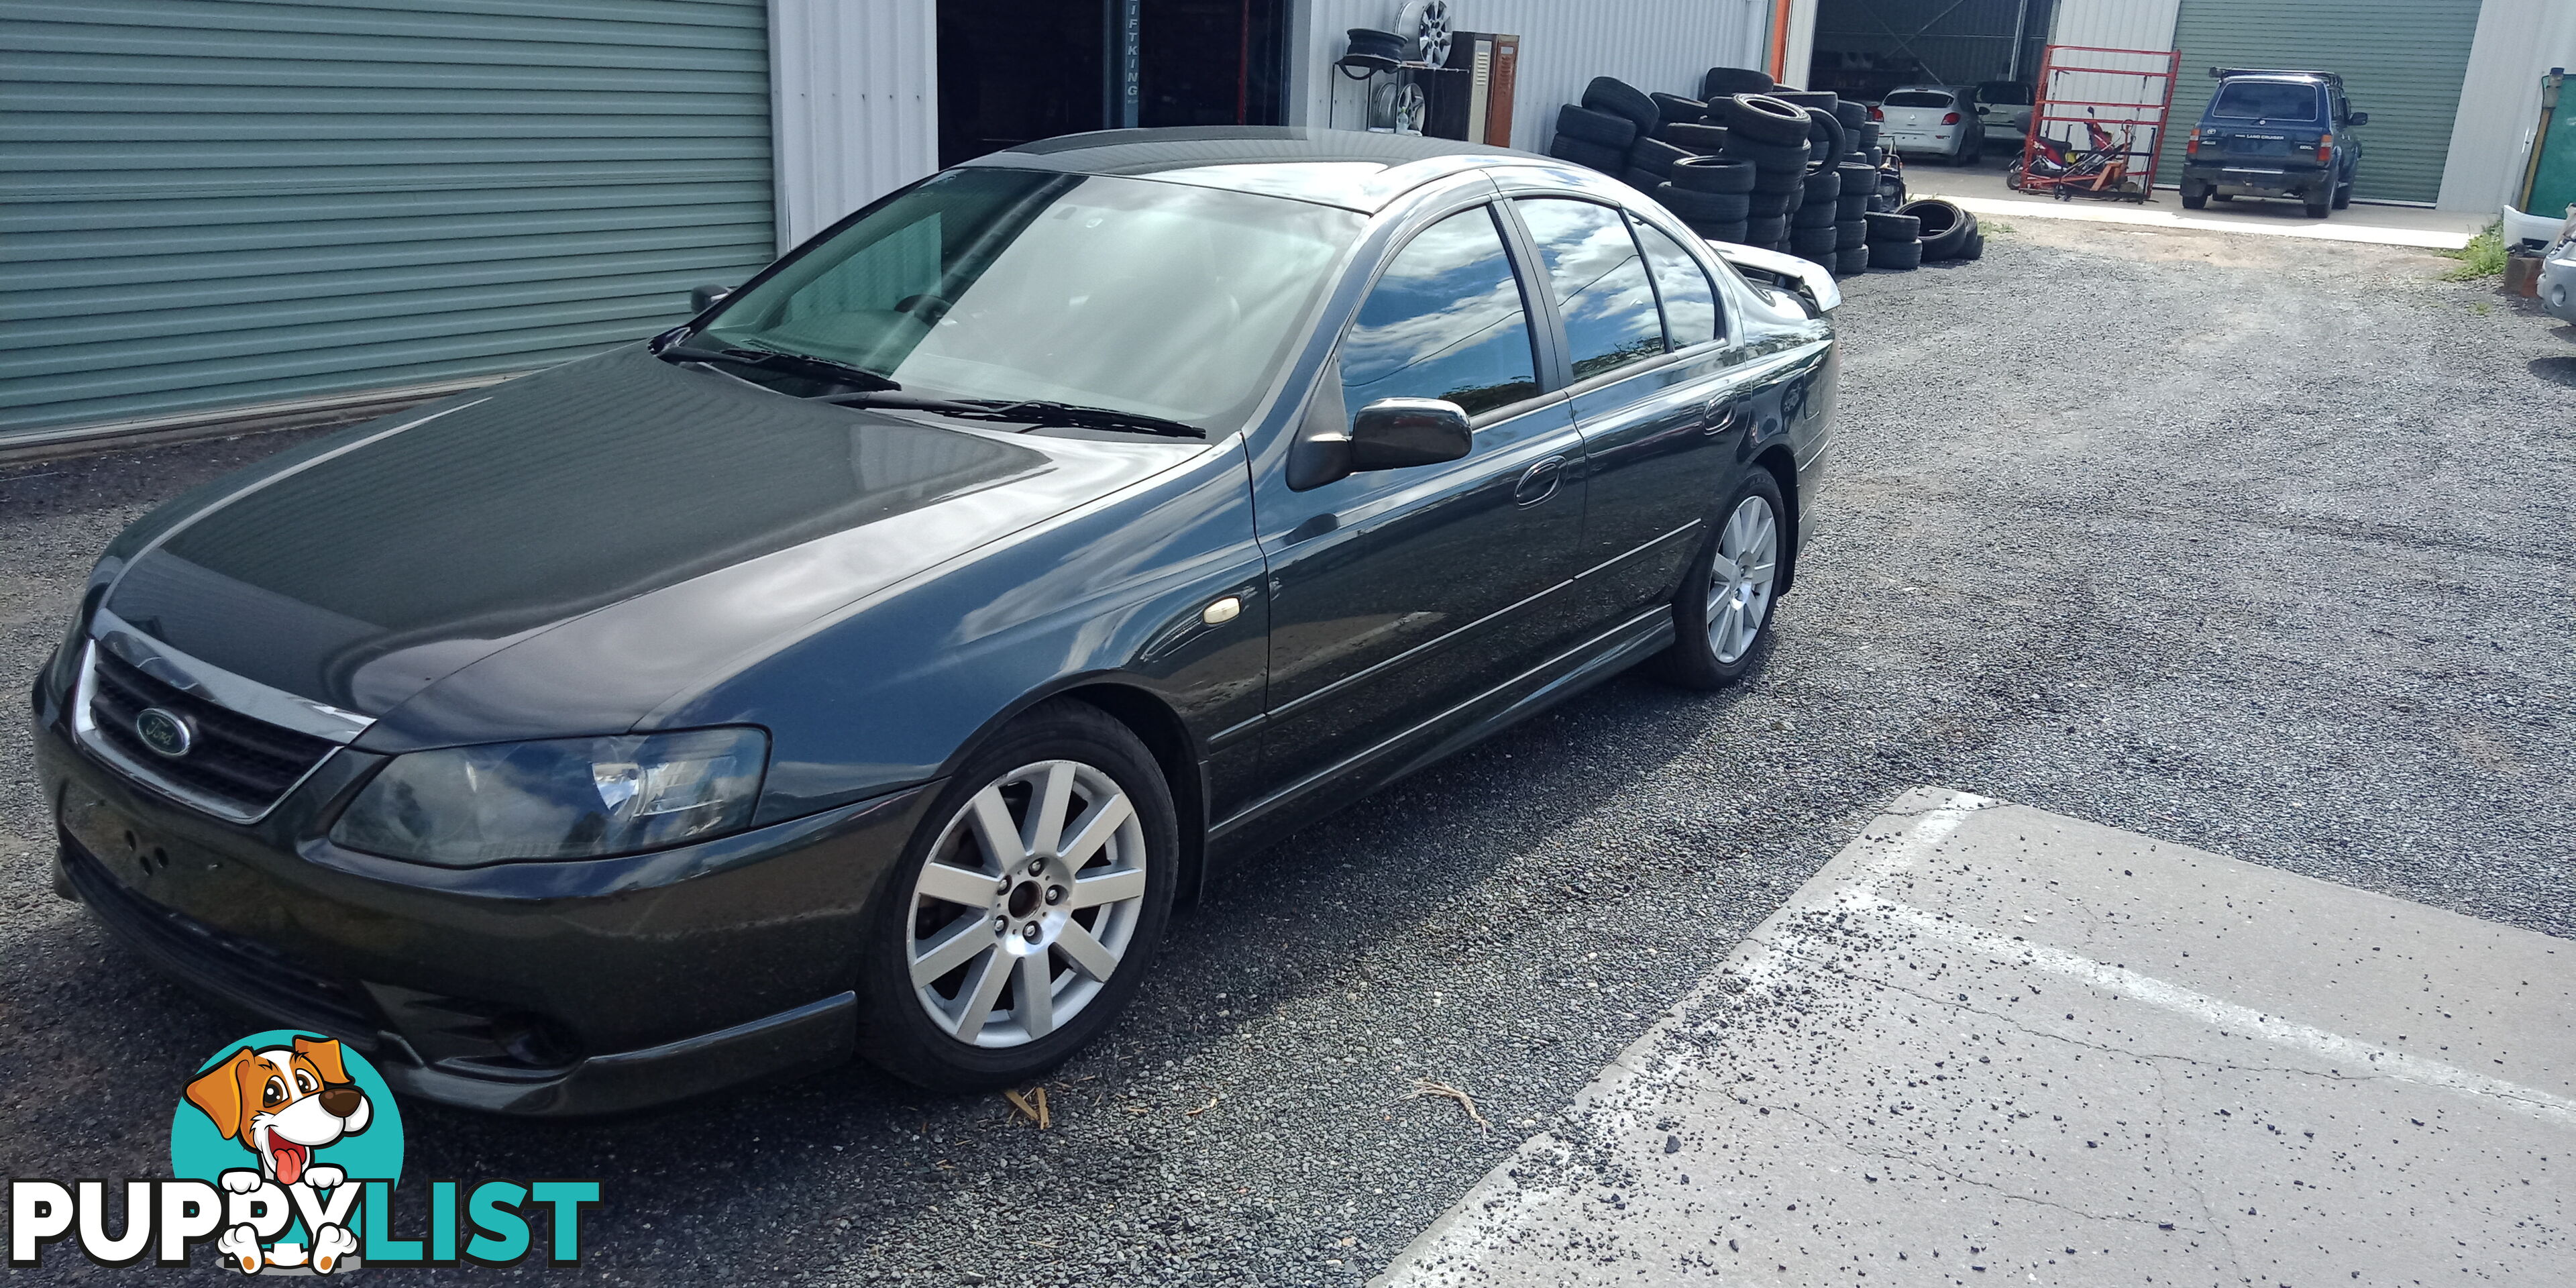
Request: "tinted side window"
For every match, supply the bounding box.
[1340,206,1541,419]
[1515,199,1666,382]
[1631,219,1719,349]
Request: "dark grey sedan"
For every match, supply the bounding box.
[31,127,1837,1113]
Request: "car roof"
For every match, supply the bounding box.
[958,126,1558,213]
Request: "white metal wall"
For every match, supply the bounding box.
[2046,0,2177,53]
[1295,0,1770,150]
[769,0,937,252]
[2439,0,2576,213]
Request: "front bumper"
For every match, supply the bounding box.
[32,700,938,1116]
[2540,252,2576,323]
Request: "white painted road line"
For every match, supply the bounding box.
[1377,788,2576,1286]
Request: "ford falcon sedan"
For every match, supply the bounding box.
[32,127,1837,1114]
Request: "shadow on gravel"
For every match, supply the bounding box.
[2530,356,2576,388]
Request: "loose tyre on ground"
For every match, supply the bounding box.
[1721,93,1813,146]
[1650,472,1785,690]
[1834,219,1868,249]
[1650,93,1706,128]
[1743,214,1787,244]
[1789,224,1837,256]
[1897,197,1975,260]
[1802,107,1846,170]
[1555,103,1636,150]
[859,700,1181,1089]
[1630,137,1693,175]
[1835,244,1869,276]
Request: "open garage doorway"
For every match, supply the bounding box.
[937,0,1289,169]
[1809,0,2057,103]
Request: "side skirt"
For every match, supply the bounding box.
[1204,605,1675,854]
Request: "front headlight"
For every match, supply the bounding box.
[331,727,767,866]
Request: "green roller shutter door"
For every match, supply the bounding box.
[1,0,775,447]
[2161,0,2480,204]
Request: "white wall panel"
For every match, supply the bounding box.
[1297,0,1769,151]
[2047,0,2178,53]
[769,0,937,252]
[2438,0,2576,213]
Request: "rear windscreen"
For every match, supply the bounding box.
[1884,91,1953,108]
[2208,81,2322,121]
[1976,83,2033,106]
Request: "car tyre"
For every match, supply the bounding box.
[1652,470,1786,690]
[855,699,1180,1091]
[2304,191,2330,219]
[2332,178,2353,210]
[2180,178,2209,209]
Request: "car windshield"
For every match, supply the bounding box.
[693,168,1363,429]
[2208,81,2323,121]
[1884,91,1953,108]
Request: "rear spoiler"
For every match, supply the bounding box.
[2210,66,2341,85]
[1709,241,1840,316]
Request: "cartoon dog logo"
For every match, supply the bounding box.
[184,1036,372,1273]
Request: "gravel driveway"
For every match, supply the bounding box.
[4,218,2571,1284]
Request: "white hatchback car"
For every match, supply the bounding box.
[1873,85,1986,165]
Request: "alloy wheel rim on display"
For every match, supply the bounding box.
[906,759,1148,1048]
[1707,495,1778,663]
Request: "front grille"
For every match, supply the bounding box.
[87,647,335,819]
[60,833,382,1044]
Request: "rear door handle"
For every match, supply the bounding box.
[1513,455,1566,506]
[1703,396,1745,435]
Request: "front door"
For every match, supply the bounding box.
[1250,202,1589,803]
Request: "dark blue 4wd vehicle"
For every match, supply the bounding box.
[2180,68,2366,218]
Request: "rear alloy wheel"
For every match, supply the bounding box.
[859,701,1176,1089]
[1652,471,1785,689]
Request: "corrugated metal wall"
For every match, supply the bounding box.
[2438,0,2576,212]
[1297,0,1768,151]
[769,0,937,249]
[1,0,777,447]
[2163,0,2481,204]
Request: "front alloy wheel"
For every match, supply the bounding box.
[906,759,1148,1046]
[857,699,1177,1089]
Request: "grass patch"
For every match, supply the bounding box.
[2443,219,2506,280]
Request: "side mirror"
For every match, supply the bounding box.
[690,284,733,313]
[1348,398,1472,472]
[2347,111,2368,127]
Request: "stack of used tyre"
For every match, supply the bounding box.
[1550,76,1666,178]
[1656,156,1754,244]
[1862,211,1923,270]
[1896,197,1984,262]
[1709,93,1812,254]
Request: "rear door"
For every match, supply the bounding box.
[1504,195,1742,627]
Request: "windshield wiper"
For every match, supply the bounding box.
[657,341,899,391]
[822,391,1206,439]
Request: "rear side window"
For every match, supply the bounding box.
[1884,91,1953,108]
[1631,219,1719,349]
[1514,199,1666,382]
[1340,206,1542,419]
[2209,82,2323,121]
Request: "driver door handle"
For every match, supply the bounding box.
[1513,455,1566,506]
[1703,396,1745,435]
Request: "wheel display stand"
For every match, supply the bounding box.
[2019,44,2180,203]
[1328,56,1436,135]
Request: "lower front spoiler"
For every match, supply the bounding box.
[53,837,857,1117]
